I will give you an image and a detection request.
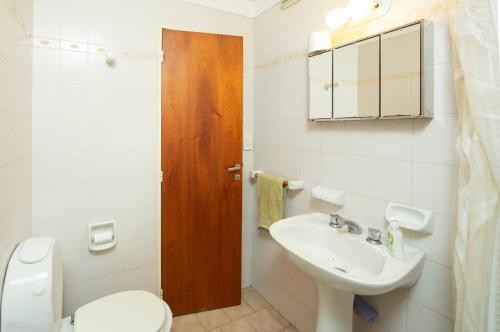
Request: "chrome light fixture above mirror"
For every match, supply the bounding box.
[325,0,392,30]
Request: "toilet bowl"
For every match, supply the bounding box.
[0,237,173,332]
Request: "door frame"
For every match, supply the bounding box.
[156,25,246,299]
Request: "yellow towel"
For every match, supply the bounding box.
[257,173,285,229]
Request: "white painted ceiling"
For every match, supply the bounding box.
[180,0,281,18]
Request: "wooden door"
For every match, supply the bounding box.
[161,29,243,316]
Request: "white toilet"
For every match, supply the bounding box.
[0,237,173,332]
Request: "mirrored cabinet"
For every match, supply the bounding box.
[381,21,434,118]
[308,50,333,120]
[308,20,434,121]
[333,36,380,119]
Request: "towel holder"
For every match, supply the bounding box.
[250,170,304,190]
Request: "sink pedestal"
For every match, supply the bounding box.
[316,284,354,332]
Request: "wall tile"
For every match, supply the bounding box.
[342,194,387,229]
[320,153,345,190]
[33,47,60,85]
[365,291,408,332]
[345,121,376,157]
[407,299,454,332]
[63,281,90,316]
[139,264,159,295]
[320,120,346,154]
[252,3,457,332]
[409,260,454,319]
[295,302,316,332]
[375,120,413,161]
[434,63,457,115]
[410,214,456,267]
[60,0,88,42]
[60,50,88,85]
[345,155,376,197]
[0,56,31,115]
[412,163,458,217]
[0,0,32,243]
[413,114,458,165]
[31,0,256,316]
[88,236,157,279]
[33,0,61,39]
[375,159,412,205]
[90,269,141,301]
[88,13,113,45]
[63,250,91,284]
[433,17,453,65]
[0,157,32,242]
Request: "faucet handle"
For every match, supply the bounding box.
[366,228,382,245]
[329,214,345,228]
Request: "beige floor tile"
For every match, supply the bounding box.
[223,300,255,321]
[242,286,253,294]
[268,306,290,327]
[246,308,286,332]
[220,319,256,332]
[172,314,206,332]
[197,309,232,330]
[279,327,299,332]
[243,290,270,311]
[210,329,223,332]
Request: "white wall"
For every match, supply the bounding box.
[0,0,33,243]
[32,0,254,316]
[252,1,457,332]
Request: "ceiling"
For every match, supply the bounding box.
[179,0,281,18]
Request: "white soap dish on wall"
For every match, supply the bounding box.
[88,221,116,252]
[385,202,434,234]
[311,185,345,206]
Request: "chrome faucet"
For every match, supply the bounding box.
[329,214,363,235]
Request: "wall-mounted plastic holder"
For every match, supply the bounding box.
[311,185,345,206]
[88,221,116,252]
[385,202,434,234]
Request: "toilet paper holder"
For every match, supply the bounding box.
[88,221,116,252]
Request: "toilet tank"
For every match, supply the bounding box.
[1,237,63,332]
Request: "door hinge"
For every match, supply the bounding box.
[159,288,164,298]
[160,170,163,183]
[160,51,164,63]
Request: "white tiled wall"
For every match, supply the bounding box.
[30,0,458,328]
[32,0,254,315]
[0,0,33,243]
[251,1,457,332]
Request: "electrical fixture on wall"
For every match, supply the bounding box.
[325,0,392,29]
[106,50,117,66]
[281,0,301,9]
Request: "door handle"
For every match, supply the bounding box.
[227,163,241,172]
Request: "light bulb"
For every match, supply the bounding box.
[325,8,350,30]
[348,0,374,20]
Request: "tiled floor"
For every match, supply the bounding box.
[172,287,298,332]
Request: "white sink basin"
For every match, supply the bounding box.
[269,213,424,332]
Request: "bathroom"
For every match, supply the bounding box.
[0,0,498,331]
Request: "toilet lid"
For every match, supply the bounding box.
[74,291,167,332]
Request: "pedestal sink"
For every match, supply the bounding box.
[269,213,424,332]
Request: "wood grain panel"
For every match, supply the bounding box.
[161,29,243,316]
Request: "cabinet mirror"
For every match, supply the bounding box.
[333,36,380,119]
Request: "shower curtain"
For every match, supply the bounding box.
[449,0,500,331]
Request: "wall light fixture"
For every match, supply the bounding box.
[325,0,392,30]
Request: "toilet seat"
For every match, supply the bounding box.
[74,290,172,332]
